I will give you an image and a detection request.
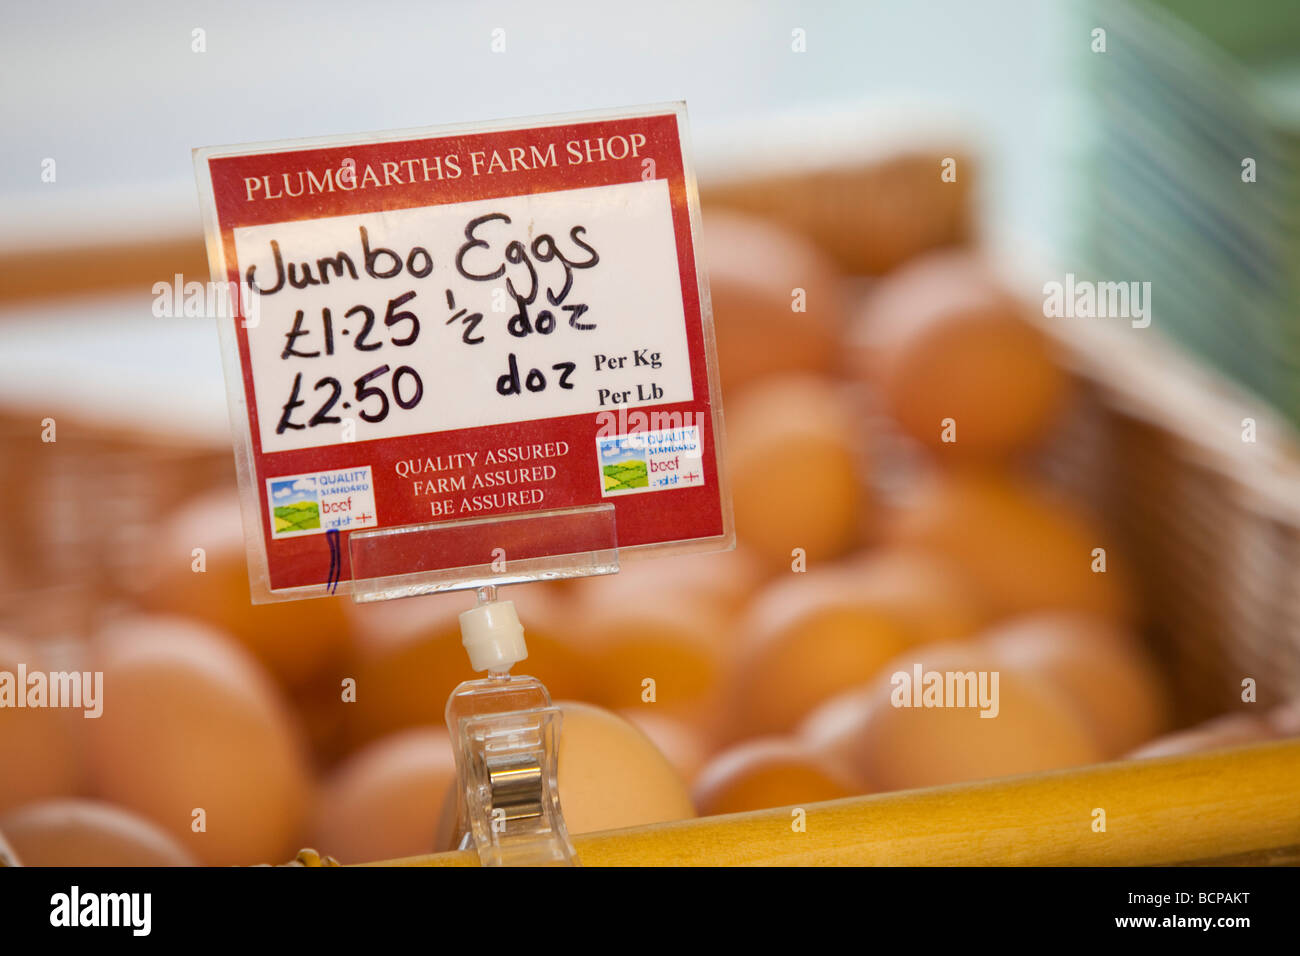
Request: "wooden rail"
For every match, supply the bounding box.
[365,739,1300,866]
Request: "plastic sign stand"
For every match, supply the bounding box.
[193,103,731,866]
[444,603,577,868]
[349,502,618,602]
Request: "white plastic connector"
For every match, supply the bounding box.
[458,600,528,673]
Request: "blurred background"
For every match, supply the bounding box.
[1,0,1298,867]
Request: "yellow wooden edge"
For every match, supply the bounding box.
[358,738,1300,866]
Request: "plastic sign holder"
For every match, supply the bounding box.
[444,587,577,866]
[193,103,731,866]
[349,502,618,602]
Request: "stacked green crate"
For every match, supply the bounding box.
[1080,0,1300,427]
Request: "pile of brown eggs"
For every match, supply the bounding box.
[3,193,1295,868]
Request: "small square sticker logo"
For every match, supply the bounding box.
[266,466,378,538]
[597,426,704,496]
[268,477,322,534]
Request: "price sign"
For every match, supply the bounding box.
[194,103,731,600]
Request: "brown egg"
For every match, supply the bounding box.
[342,596,465,749]
[0,823,20,866]
[729,568,915,738]
[571,545,765,619]
[343,586,585,749]
[984,615,1170,757]
[887,467,1131,620]
[852,251,1068,458]
[0,634,85,814]
[1127,714,1276,760]
[1269,699,1300,737]
[433,777,464,854]
[555,701,696,834]
[432,701,698,850]
[804,642,1104,791]
[693,737,859,816]
[728,376,867,570]
[310,726,458,864]
[0,799,196,866]
[841,550,988,646]
[617,709,710,784]
[86,615,313,866]
[700,210,846,392]
[140,490,351,689]
[286,669,354,767]
[577,595,731,740]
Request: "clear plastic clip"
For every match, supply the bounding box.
[445,586,578,867]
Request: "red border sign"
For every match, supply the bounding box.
[194,104,731,600]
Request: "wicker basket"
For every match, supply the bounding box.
[1040,314,1300,725]
[0,412,230,638]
